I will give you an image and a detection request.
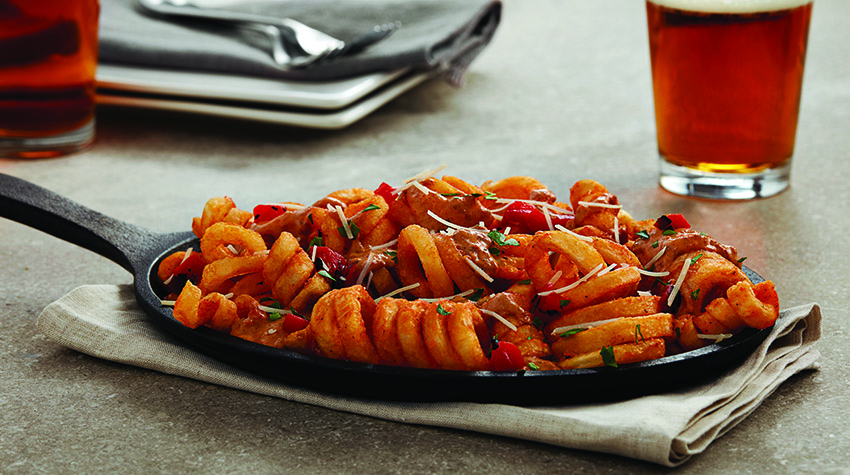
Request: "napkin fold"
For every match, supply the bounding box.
[100,0,502,84]
[37,285,821,467]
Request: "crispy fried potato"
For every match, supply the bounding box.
[369,267,399,298]
[570,180,621,234]
[675,250,748,316]
[673,314,708,352]
[432,233,491,293]
[192,196,238,239]
[325,188,374,206]
[396,300,437,368]
[289,274,331,316]
[421,301,466,370]
[334,286,379,364]
[310,291,346,359]
[198,292,238,332]
[173,281,204,328]
[200,222,266,263]
[346,194,389,241]
[525,231,602,292]
[727,280,779,329]
[546,295,661,338]
[447,302,490,370]
[270,251,314,306]
[263,232,301,284]
[552,266,641,311]
[402,177,494,230]
[550,313,673,359]
[480,176,556,203]
[558,338,666,369]
[223,207,252,227]
[701,297,747,333]
[199,255,266,295]
[227,272,270,299]
[373,298,407,366]
[397,225,455,298]
[591,237,641,268]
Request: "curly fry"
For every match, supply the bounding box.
[397,225,455,298]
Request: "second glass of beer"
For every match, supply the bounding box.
[646,0,813,199]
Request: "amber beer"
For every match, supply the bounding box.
[646,0,813,199]
[0,0,99,158]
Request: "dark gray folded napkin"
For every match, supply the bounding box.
[99,0,502,83]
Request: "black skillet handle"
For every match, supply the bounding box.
[0,173,172,273]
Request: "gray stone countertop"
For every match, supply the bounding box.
[2,0,848,472]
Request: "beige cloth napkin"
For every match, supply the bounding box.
[37,285,821,467]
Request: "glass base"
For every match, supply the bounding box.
[658,158,790,200]
[0,118,95,159]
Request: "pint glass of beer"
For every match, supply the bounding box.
[0,0,100,158]
[646,0,813,199]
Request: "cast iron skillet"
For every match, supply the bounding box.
[0,173,774,405]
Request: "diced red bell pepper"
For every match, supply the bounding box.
[490,340,525,371]
[252,203,288,224]
[500,201,573,234]
[374,182,397,203]
[654,213,690,231]
[163,251,206,294]
[311,246,355,282]
[281,314,310,333]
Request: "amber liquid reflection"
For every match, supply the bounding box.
[0,0,99,138]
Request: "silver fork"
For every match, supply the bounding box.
[138,0,398,68]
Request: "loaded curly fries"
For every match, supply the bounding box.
[159,167,779,372]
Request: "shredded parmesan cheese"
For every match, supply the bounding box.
[463,257,495,283]
[427,210,473,232]
[369,239,398,251]
[644,246,667,269]
[637,290,653,297]
[411,180,434,196]
[668,260,691,307]
[596,263,618,277]
[311,245,318,262]
[365,271,374,291]
[494,198,571,214]
[555,224,593,242]
[395,165,447,194]
[578,201,622,210]
[479,309,518,332]
[356,252,375,285]
[258,305,293,315]
[163,248,194,285]
[538,262,605,296]
[547,270,564,286]
[637,268,670,277]
[697,333,733,343]
[542,205,554,231]
[551,316,622,336]
[419,288,477,303]
[613,215,619,244]
[403,165,446,185]
[160,300,176,306]
[375,283,421,302]
[503,226,512,235]
[335,205,353,239]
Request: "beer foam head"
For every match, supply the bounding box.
[648,0,811,14]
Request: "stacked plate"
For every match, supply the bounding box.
[96,64,431,129]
